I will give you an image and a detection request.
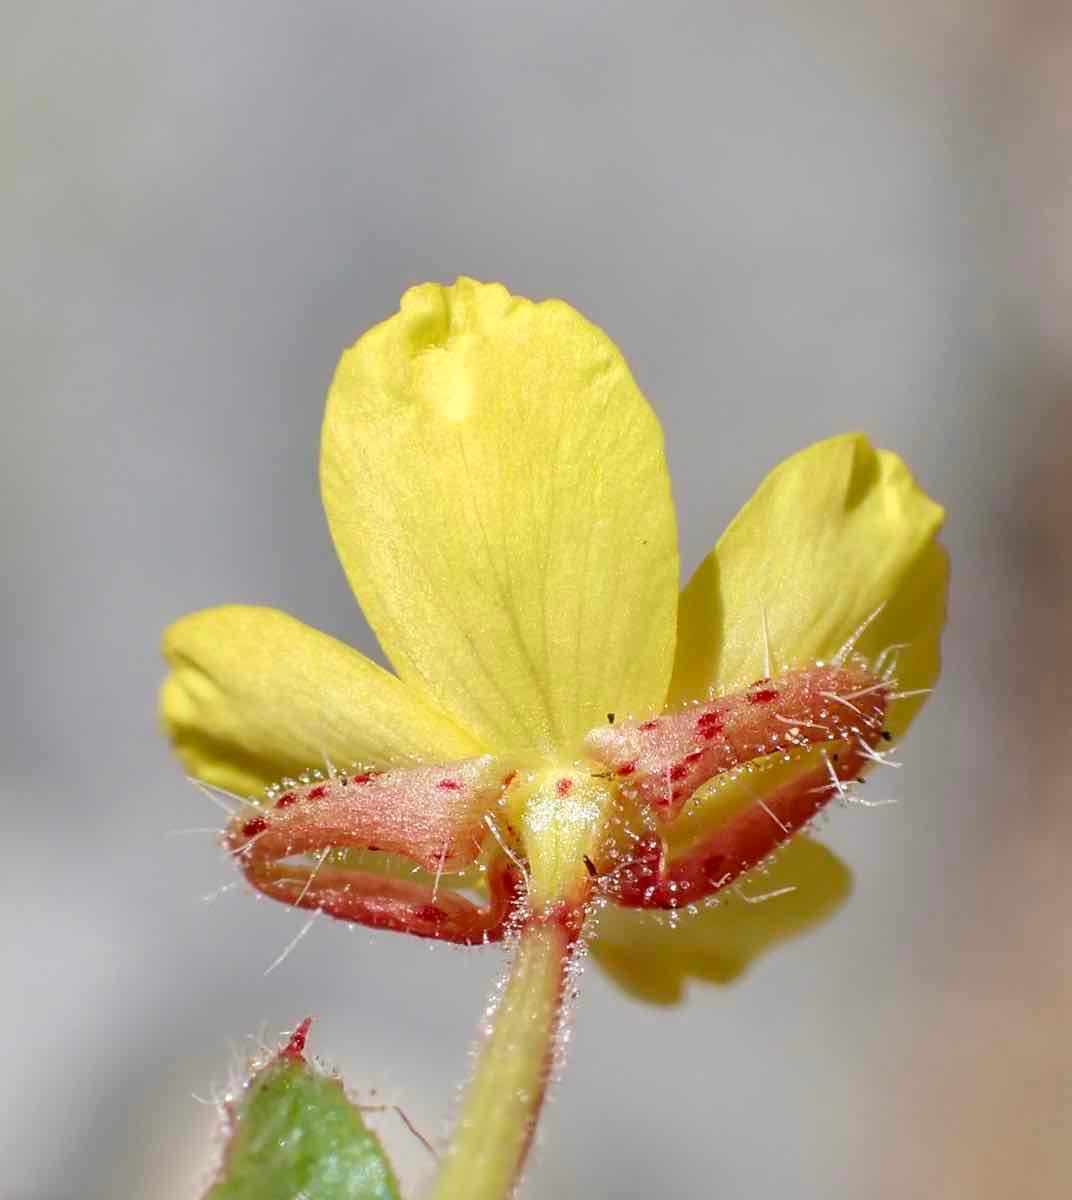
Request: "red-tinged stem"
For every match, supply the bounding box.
[429,906,585,1200]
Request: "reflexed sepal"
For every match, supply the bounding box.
[585,663,886,821]
[205,1021,402,1200]
[586,663,889,908]
[226,758,525,943]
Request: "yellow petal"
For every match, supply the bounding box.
[661,744,835,860]
[507,768,614,910]
[321,278,679,753]
[670,433,947,737]
[160,606,481,796]
[590,836,852,1004]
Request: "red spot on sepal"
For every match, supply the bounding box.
[412,903,447,924]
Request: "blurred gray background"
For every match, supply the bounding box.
[5,2,1070,1198]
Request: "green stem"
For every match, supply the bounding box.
[430,914,579,1200]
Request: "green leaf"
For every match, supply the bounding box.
[205,1022,403,1200]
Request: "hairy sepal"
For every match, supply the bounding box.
[585,664,886,820]
[587,663,888,909]
[227,757,525,943]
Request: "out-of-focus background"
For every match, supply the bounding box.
[4,2,1070,1197]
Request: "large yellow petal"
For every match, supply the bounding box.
[160,606,481,797]
[670,434,947,737]
[321,279,679,754]
[591,836,852,1004]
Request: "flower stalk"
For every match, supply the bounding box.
[430,907,585,1200]
[431,769,605,1199]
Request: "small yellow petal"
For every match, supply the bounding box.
[591,837,852,1004]
[321,278,679,754]
[508,769,613,910]
[661,744,830,860]
[160,606,480,796]
[670,434,946,738]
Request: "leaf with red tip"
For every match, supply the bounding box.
[205,1025,402,1200]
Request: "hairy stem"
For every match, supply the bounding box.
[430,913,580,1200]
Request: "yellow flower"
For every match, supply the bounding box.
[161,279,947,1200]
[160,277,946,985]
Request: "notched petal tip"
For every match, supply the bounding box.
[321,278,680,754]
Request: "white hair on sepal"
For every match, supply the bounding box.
[813,743,902,810]
[291,847,332,910]
[842,680,889,702]
[833,601,887,666]
[847,791,901,809]
[186,776,244,815]
[855,738,902,769]
[263,910,322,976]
[819,689,870,719]
[201,880,240,905]
[482,812,531,895]
[431,839,449,904]
[757,798,790,834]
[817,749,854,804]
[732,881,798,905]
[874,641,910,679]
[760,604,775,678]
[227,825,270,857]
